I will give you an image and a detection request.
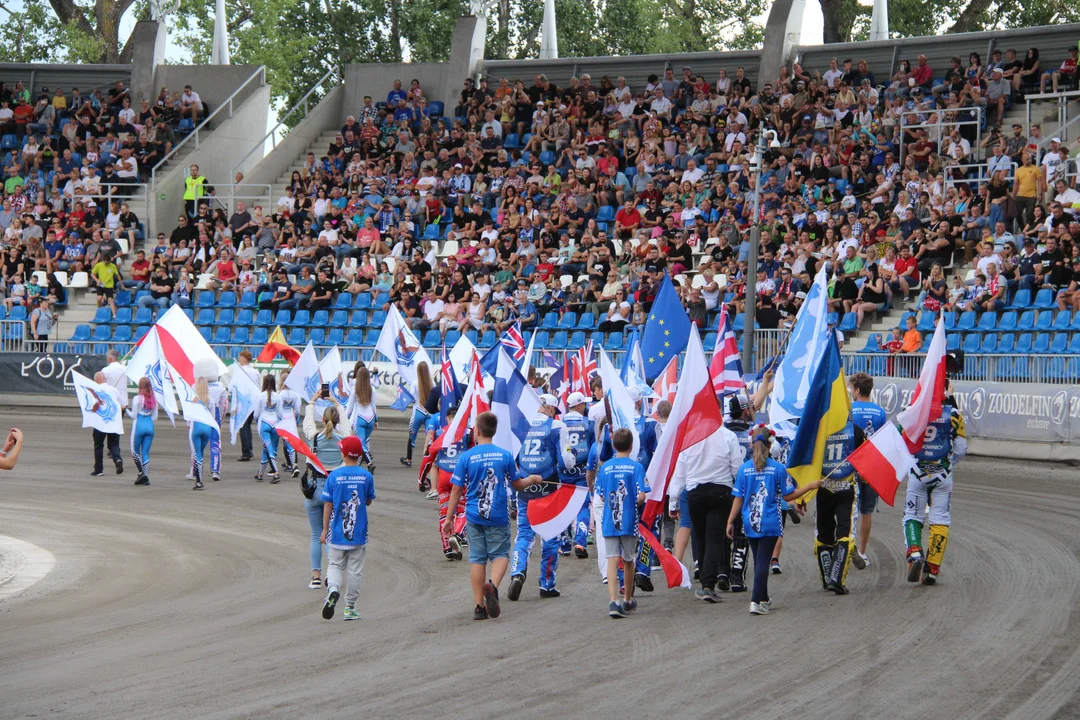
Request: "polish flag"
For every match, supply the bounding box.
[638,522,691,589]
[643,325,724,526]
[651,356,678,406]
[152,305,227,384]
[427,351,488,455]
[527,484,589,541]
[847,424,917,506]
[276,429,328,475]
[896,317,947,453]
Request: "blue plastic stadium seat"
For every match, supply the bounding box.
[957,311,976,332]
[896,311,917,329]
[232,327,250,344]
[290,309,310,327]
[1050,333,1069,353]
[255,308,272,326]
[941,312,957,331]
[597,206,616,222]
[540,313,558,329]
[353,293,372,309]
[1069,334,1080,354]
[1017,310,1036,333]
[838,313,857,333]
[445,330,461,347]
[1035,311,1053,331]
[946,334,960,352]
[196,308,215,326]
[976,311,997,333]
[539,151,555,165]
[978,334,997,353]
[309,328,326,345]
[994,334,1015,354]
[349,310,367,327]
[91,307,112,324]
[239,291,257,309]
[311,310,329,327]
[373,292,390,307]
[218,291,237,308]
[479,330,495,347]
[134,326,151,343]
[1006,289,1031,310]
[196,292,215,308]
[217,308,235,326]
[605,333,624,350]
[112,325,133,343]
[916,313,936,333]
[567,331,585,350]
[549,331,568,350]
[114,290,132,307]
[330,309,349,327]
[576,312,595,330]
[273,309,291,326]
[334,292,353,309]
[111,307,132,325]
[362,330,380,346]
[198,327,211,343]
[1051,310,1072,332]
[1015,333,1033,353]
[558,312,578,329]
[703,332,717,352]
[328,328,345,346]
[1071,312,1080,331]
[962,334,981,354]
[1032,333,1051,353]
[368,310,387,327]
[287,327,306,345]
[503,133,520,148]
[212,326,230,344]
[422,330,440,347]
[235,309,253,327]
[1033,288,1056,309]
[997,311,1018,332]
[861,333,882,352]
[252,327,269,345]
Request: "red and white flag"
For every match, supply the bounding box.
[643,325,724,526]
[152,305,227,385]
[638,522,692,589]
[276,429,328,475]
[847,423,916,506]
[709,307,745,395]
[896,317,947,453]
[527,484,589,541]
[428,351,488,455]
[651,356,678,406]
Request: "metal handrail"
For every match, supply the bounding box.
[230,65,341,180]
[1025,89,1080,146]
[898,106,984,164]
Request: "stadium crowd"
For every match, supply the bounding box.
[30,46,1080,355]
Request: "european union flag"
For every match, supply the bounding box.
[640,274,691,381]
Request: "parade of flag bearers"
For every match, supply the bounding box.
[70,265,966,622]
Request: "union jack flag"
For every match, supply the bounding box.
[439,344,461,423]
[499,322,527,364]
[570,341,597,395]
[548,350,570,410]
[709,307,745,395]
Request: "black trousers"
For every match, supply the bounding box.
[93,430,121,473]
[239,414,254,457]
[815,486,855,544]
[688,483,733,590]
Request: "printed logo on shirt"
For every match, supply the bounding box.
[477,466,497,519]
[341,490,361,541]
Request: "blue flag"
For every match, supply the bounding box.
[439,344,461,424]
[640,274,691,381]
[390,383,415,412]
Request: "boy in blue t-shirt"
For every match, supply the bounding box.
[595,428,649,619]
[444,411,542,621]
[320,436,376,622]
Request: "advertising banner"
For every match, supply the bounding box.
[0,353,108,395]
[869,378,1080,444]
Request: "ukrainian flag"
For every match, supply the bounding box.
[786,332,851,496]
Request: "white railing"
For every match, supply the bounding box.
[1025,89,1080,146]
[230,65,341,181]
[183,182,274,218]
[0,320,25,352]
[844,352,1080,384]
[898,107,984,165]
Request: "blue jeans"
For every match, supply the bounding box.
[510,494,561,590]
[138,295,169,309]
[305,475,326,572]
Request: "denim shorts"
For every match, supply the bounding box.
[857,480,879,515]
[678,489,692,529]
[467,521,511,564]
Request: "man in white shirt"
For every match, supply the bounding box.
[823,57,844,89]
[682,159,704,185]
[276,188,296,215]
[1053,178,1080,209]
[649,88,672,120]
[481,109,502,139]
[180,85,202,125]
[667,420,743,602]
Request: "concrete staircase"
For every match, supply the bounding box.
[269,129,339,205]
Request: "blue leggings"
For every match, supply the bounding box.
[749,535,779,603]
[405,406,430,460]
[259,421,280,477]
[189,422,213,482]
[355,416,376,460]
[130,415,154,476]
[304,475,326,572]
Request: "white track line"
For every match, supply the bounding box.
[0,534,55,603]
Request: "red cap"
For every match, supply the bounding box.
[338,436,365,459]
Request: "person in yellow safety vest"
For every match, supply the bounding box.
[183,163,207,218]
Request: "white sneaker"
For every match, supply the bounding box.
[860,553,871,568]
[425,489,438,499]
[185,472,196,480]
[761,600,772,611]
[750,601,770,615]
[308,577,322,589]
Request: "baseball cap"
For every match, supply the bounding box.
[1024,237,1035,246]
[567,391,589,407]
[539,393,558,408]
[1052,137,1062,143]
[795,291,807,300]
[627,386,643,402]
[338,436,365,459]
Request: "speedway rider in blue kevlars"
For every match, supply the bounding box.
[559,392,595,559]
[508,394,576,602]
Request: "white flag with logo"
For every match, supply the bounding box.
[375,305,432,392]
[73,370,125,434]
[229,363,261,445]
[125,326,179,425]
[284,342,321,402]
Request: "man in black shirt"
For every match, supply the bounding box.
[260,271,292,310]
[170,215,196,245]
[308,269,336,311]
[230,201,257,240]
[139,267,174,310]
[828,266,859,315]
[756,294,781,329]
[409,250,432,290]
[1028,236,1068,290]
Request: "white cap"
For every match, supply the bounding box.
[1052,137,1062,143]
[567,391,589,408]
[627,386,643,402]
[539,393,558,408]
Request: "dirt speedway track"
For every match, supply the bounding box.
[1,411,1078,719]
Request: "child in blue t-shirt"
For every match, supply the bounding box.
[728,427,820,616]
[445,411,541,621]
[595,428,649,618]
[320,436,376,622]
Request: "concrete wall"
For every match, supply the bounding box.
[151,81,272,235]
[343,62,450,119]
[238,84,345,187]
[152,65,266,116]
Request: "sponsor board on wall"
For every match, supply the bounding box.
[0,353,108,395]
[869,378,1080,444]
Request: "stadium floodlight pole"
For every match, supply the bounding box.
[740,132,765,374]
